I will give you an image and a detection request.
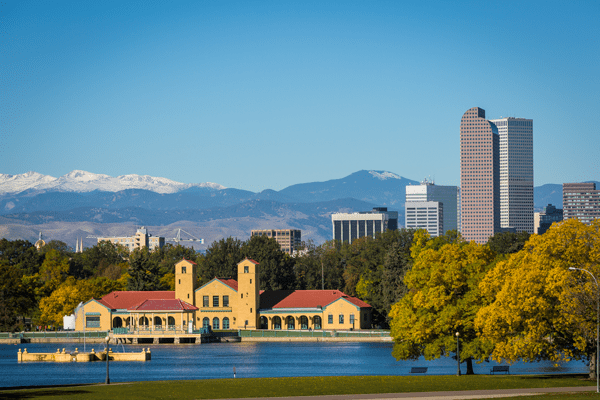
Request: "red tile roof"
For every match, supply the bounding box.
[260,290,371,309]
[181,258,197,265]
[129,299,198,311]
[100,291,175,309]
[245,258,259,265]
[217,278,238,291]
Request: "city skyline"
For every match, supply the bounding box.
[2,1,598,192]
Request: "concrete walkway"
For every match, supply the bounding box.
[221,386,595,400]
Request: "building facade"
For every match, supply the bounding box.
[405,179,458,234]
[76,259,372,332]
[250,229,302,254]
[97,226,165,251]
[331,207,398,244]
[534,204,563,234]
[460,107,501,243]
[405,201,443,237]
[489,117,534,233]
[563,183,600,224]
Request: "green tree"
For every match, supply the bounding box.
[0,260,36,331]
[0,239,43,275]
[38,249,70,297]
[127,248,161,291]
[487,231,530,255]
[242,235,296,290]
[389,237,496,374]
[197,237,243,285]
[476,219,600,378]
[70,240,128,279]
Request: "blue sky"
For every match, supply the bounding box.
[1,0,598,192]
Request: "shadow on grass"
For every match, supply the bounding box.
[0,388,92,399]
[514,374,591,381]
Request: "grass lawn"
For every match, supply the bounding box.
[0,374,594,400]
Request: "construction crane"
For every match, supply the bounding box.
[168,229,204,245]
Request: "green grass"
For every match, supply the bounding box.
[0,374,594,400]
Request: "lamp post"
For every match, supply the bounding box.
[569,267,599,393]
[105,336,110,385]
[456,331,461,376]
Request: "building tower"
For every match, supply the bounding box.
[460,107,501,243]
[563,183,600,224]
[405,178,459,235]
[490,117,534,233]
[236,258,260,329]
[175,259,197,305]
[331,207,398,244]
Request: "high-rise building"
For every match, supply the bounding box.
[563,183,600,224]
[405,201,443,237]
[331,207,398,244]
[534,204,563,234]
[405,179,459,234]
[97,226,165,251]
[460,107,501,243]
[250,229,302,254]
[489,117,534,233]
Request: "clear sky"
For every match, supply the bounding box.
[1,0,598,192]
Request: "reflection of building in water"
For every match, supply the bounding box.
[75,258,372,333]
[97,226,165,251]
[34,232,46,250]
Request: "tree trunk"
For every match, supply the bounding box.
[466,357,475,375]
[590,351,597,380]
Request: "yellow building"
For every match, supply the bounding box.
[75,258,372,332]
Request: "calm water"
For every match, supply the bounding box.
[0,342,589,388]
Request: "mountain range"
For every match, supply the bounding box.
[0,169,593,248]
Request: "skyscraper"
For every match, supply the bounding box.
[331,207,398,244]
[563,183,600,224]
[489,117,534,233]
[460,107,500,243]
[405,178,459,234]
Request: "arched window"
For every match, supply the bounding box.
[223,317,230,330]
[154,316,162,328]
[213,317,220,330]
[300,316,308,330]
[139,316,149,326]
[203,317,210,328]
[168,316,175,329]
[273,316,281,330]
[314,316,322,330]
[287,316,295,330]
[260,316,268,329]
[112,316,122,328]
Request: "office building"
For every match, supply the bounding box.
[250,229,302,254]
[405,201,443,237]
[332,207,398,244]
[534,204,563,234]
[405,179,459,234]
[97,226,165,251]
[489,117,534,233]
[563,183,600,224]
[460,107,501,243]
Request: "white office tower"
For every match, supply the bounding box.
[405,179,459,235]
[489,117,534,233]
[405,202,444,237]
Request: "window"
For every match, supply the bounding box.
[244,266,249,273]
[178,279,181,284]
[223,295,229,307]
[182,266,186,274]
[213,296,219,307]
[328,314,333,324]
[202,317,210,328]
[203,296,209,307]
[273,316,281,330]
[339,314,344,324]
[350,314,355,324]
[223,317,230,329]
[212,317,220,330]
[314,316,322,330]
[86,316,100,328]
[250,279,252,284]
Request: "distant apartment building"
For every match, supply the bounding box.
[534,204,563,234]
[97,226,165,251]
[405,179,459,235]
[489,117,534,234]
[332,207,398,244]
[563,183,600,224]
[405,202,443,237]
[250,229,302,254]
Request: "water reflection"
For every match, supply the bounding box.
[0,342,589,388]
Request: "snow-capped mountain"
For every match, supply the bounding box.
[0,170,225,195]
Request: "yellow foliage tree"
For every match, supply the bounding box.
[389,236,495,374]
[476,218,600,377]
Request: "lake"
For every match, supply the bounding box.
[0,341,589,388]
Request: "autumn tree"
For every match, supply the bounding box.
[389,233,496,374]
[476,219,600,377]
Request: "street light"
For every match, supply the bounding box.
[569,267,599,393]
[105,336,110,385]
[456,331,461,376]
